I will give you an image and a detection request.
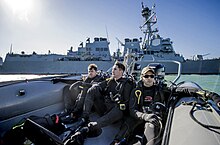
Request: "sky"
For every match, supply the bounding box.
[0,0,220,60]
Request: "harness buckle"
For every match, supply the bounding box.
[119,104,126,110]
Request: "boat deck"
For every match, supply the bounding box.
[85,123,120,145]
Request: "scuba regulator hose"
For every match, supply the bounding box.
[189,102,220,134]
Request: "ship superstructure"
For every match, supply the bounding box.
[117,2,184,63]
[66,37,111,61]
[0,38,114,74]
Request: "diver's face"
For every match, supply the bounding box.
[112,65,123,80]
[88,68,97,78]
[142,72,155,87]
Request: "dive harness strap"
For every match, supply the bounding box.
[118,79,127,110]
[108,78,128,110]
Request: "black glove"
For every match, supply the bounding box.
[70,110,81,120]
[87,122,102,137]
[141,113,161,126]
[141,113,156,121]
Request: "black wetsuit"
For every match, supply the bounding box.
[124,81,220,145]
[65,75,103,113]
[82,77,134,127]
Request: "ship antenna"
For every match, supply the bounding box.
[140,2,157,50]
[141,2,144,9]
[10,43,13,54]
[115,37,124,58]
[105,25,110,44]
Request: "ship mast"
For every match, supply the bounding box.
[140,2,158,51]
[10,43,13,54]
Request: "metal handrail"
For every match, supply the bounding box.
[134,59,182,83]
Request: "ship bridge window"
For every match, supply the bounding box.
[100,38,107,41]
[133,38,138,42]
[96,48,99,51]
[94,38,99,41]
[104,48,108,51]
[86,48,91,51]
[146,51,154,55]
[125,38,130,42]
[162,45,173,51]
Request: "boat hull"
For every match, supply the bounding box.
[0,61,114,74]
[0,59,219,74]
[182,59,220,74]
[138,59,220,74]
[1,79,220,145]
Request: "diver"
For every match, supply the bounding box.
[65,63,105,116]
[81,61,135,137]
[111,65,220,145]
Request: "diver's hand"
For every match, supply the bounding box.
[148,118,161,127]
[141,113,156,121]
[142,113,161,126]
[88,121,98,127]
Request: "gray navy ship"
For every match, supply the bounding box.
[0,3,219,75]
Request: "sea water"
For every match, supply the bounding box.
[165,74,220,94]
[0,74,219,94]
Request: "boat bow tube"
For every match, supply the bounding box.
[162,81,220,145]
[0,76,80,139]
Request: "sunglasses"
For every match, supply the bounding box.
[143,75,155,78]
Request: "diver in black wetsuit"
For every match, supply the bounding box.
[66,64,104,115]
[82,61,134,134]
[112,66,220,145]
